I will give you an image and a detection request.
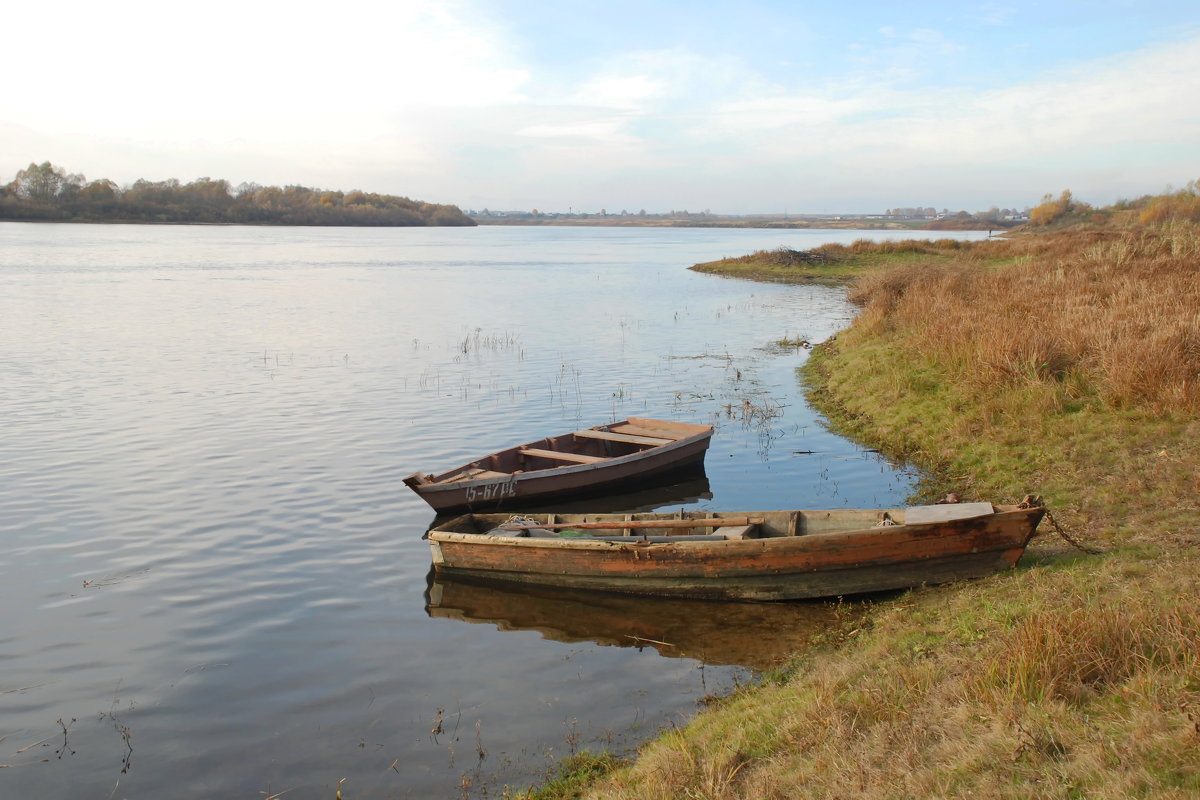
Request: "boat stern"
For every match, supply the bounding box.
[428,537,446,566]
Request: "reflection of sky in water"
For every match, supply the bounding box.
[0,222,986,798]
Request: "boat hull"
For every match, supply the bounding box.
[427,506,1044,601]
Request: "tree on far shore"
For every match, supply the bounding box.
[0,161,474,227]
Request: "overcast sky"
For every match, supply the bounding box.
[4,1,1198,214]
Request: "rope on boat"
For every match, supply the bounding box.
[1019,494,1104,554]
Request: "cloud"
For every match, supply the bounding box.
[486,30,1200,209]
[571,75,665,110]
[517,118,633,142]
[3,0,528,137]
[674,33,1200,190]
[859,34,1200,166]
[878,25,966,55]
[971,5,1019,26]
[4,3,1198,211]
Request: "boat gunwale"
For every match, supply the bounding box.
[428,505,1042,549]
[418,425,713,492]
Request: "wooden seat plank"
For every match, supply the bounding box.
[518,448,606,464]
[714,525,757,540]
[904,502,994,525]
[609,424,685,440]
[573,429,673,446]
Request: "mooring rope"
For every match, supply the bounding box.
[1019,494,1105,554]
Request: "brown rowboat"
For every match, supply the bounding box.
[426,502,1045,601]
[403,417,713,512]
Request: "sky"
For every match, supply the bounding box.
[3,1,1199,214]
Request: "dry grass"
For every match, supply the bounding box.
[849,227,1200,413]
[567,217,1200,800]
[585,556,1200,800]
[1138,180,1200,226]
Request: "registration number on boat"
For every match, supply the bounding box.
[465,477,519,502]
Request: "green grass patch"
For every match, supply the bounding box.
[510,751,624,799]
[689,244,966,283]
[689,238,1018,283]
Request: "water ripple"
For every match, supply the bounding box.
[0,222,986,797]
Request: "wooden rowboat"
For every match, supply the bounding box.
[403,417,713,513]
[426,502,1045,601]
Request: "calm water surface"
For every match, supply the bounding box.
[0,223,985,798]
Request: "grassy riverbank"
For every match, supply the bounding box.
[688,239,989,283]
[527,195,1200,798]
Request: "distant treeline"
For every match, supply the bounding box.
[0,161,474,227]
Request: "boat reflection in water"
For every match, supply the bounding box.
[422,468,854,671]
[424,572,855,671]
[516,469,712,514]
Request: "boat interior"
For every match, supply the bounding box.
[437,508,894,541]
[434,504,1003,542]
[423,419,704,485]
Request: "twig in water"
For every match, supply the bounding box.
[563,718,580,756]
[431,707,444,743]
[101,711,133,773]
[625,635,677,649]
[2,684,48,694]
[15,737,50,754]
[82,568,151,589]
[55,718,76,759]
[183,663,230,674]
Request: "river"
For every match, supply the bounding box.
[0,222,985,798]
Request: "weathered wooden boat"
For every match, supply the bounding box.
[403,417,713,512]
[426,502,1045,601]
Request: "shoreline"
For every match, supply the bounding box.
[472,217,1006,231]
[537,220,1200,799]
